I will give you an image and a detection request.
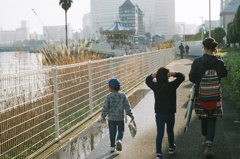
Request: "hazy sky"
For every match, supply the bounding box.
[0,0,220,34]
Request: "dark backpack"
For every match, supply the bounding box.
[198,62,221,110]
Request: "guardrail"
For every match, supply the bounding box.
[0,48,174,159]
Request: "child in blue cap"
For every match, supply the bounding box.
[101,77,134,153]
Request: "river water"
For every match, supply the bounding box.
[0,51,43,111]
[0,51,42,75]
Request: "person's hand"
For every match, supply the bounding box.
[98,117,106,123]
[167,72,176,77]
[151,73,157,78]
[130,116,134,121]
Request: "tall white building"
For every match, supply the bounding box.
[131,0,155,34]
[43,24,72,43]
[82,13,92,37]
[131,0,175,37]
[88,0,175,38]
[119,0,145,35]
[152,0,175,37]
[90,0,125,34]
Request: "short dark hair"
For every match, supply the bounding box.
[156,67,169,86]
[110,85,120,91]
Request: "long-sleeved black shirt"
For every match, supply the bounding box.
[145,72,185,115]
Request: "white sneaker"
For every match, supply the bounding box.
[110,147,115,153]
[116,140,122,151]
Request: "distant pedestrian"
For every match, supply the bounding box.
[185,44,190,58]
[145,67,185,159]
[189,37,228,157]
[178,43,184,59]
[101,78,134,153]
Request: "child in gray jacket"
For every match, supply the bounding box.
[101,78,134,153]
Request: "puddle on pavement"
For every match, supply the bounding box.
[46,121,108,159]
[45,89,150,159]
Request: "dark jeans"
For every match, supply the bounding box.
[155,114,175,154]
[201,117,217,144]
[108,120,124,147]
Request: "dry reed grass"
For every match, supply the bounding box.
[41,39,104,66]
[158,40,174,49]
[151,40,174,51]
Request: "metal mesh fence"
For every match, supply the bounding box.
[0,49,174,159]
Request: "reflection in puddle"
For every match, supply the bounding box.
[45,89,150,159]
[46,122,108,159]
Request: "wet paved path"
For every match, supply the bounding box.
[37,58,240,159]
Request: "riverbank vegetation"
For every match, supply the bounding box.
[41,38,103,66]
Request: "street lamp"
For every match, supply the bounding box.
[181,24,185,42]
[209,0,211,37]
[198,16,204,41]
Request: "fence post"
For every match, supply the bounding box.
[134,53,137,86]
[124,55,127,92]
[124,55,127,123]
[110,57,113,78]
[53,65,60,140]
[142,54,145,79]
[88,60,93,115]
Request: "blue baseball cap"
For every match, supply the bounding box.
[106,78,120,88]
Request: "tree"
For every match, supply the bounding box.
[213,27,226,44]
[227,22,232,44]
[172,35,181,41]
[233,5,240,44]
[59,0,73,48]
[227,22,238,47]
[145,32,151,38]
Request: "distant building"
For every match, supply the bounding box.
[220,0,240,29]
[90,0,125,35]
[137,6,145,35]
[204,20,221,32]
[132,0,154,35]
[119,0,145,35]
[221,0,233,11]
[43,24,72,44]
[152,0,175,38]
[0,20,30,44]
[30,32,41,40]
[87,0,175,39]
[82,13,92,37]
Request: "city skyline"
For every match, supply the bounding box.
[0,0,220,34]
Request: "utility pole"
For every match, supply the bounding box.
[198,17,204,41]
[181,24,185,42]
[209,0,211,37]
